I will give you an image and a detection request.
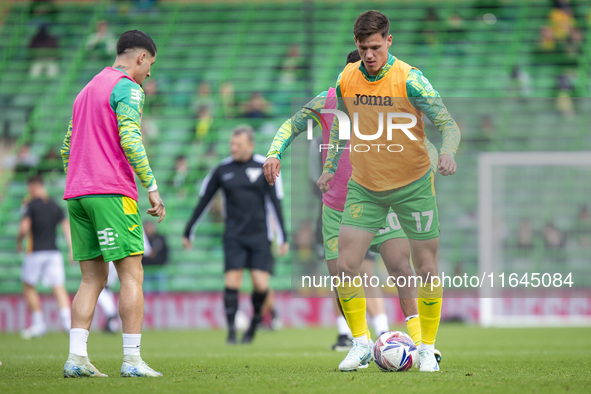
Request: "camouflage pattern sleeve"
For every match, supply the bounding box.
[266,92,328,160]
[111,79,156,189]
[424,136,439,173]
[406,69,461,158]
[61,119,72,174]
[322,73,348,174]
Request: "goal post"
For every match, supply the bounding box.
[478,152,591,327]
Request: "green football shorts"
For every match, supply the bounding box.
[341,171,440,240]
[322,205,407,261]
[68,195,144,262]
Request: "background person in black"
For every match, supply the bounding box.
[183,125,289,344]
[143,221,168,292]
[143,221,168,267]
[17,174,73,339]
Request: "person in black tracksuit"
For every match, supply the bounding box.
[183,125,288,344]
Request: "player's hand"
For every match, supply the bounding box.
[263,157,281,186]
[278,242,290,257]
[316,172,334,194]
[182,237,192,250]
[438,154,457,176]
[147,190,166,223]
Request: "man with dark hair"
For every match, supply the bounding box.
[116,29,157,57]
[317,10,461,372]
[61,30,165,378]
[17,174,72,339]
[353,10,390,42]
[183,125,288,345]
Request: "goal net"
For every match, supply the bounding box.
[478,152,591,327]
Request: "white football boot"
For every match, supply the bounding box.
[415,348,442,368]
[21,324,46,340]
[418,347,440,372]
[338,339,373,372]
[63,354,108,378]
[121,355,163,377]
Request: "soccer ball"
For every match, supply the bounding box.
[373,331,418,372]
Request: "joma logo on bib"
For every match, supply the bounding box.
[352,94,394,106]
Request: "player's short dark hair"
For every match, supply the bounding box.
[117,30,157,56]
[232,125,254,143]
[346,50,361,65]
[354,10,390,40]
[27,174,43,185]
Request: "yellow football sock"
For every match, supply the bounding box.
[337,278,367,338]
[406,315,421,346]
[418,281,443,345]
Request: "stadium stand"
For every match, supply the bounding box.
[0,0,589,294]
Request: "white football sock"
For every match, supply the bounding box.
[69,328,89,357]
[418,343,435,351]
[122,333,141,356]
[353,334,369,346]
[32,310,45,328]
[59,308,71,331]
[336,316,352,337]
[372,313,389,335]
[405,314,419,322]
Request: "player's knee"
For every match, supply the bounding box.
[336,259,357,277]
[253,283,269,293]
[120,273,143,289]
[388,263,414,279]
[82,273,108,289]
[413,261,438,279]
[225,276,241,289]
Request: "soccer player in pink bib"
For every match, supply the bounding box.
[61,30,165,378]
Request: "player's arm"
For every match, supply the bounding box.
[182,166,222,249]
[407,69,461,176]
[112,79,165,221]
[266,92,329,160]
[264,93,328,185]
[322,73,348,174]
[317,73,348,193]
[113,80,155,188]
[424,137,439,174]
[266,174,289,256]
[61,119,72,174]
[16,205,31,253]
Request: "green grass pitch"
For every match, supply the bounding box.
[1,324,590,393]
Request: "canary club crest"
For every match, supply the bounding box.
[326,237,338,252]
[350,204,363,219]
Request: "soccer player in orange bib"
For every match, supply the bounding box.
[317,10,461,372]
